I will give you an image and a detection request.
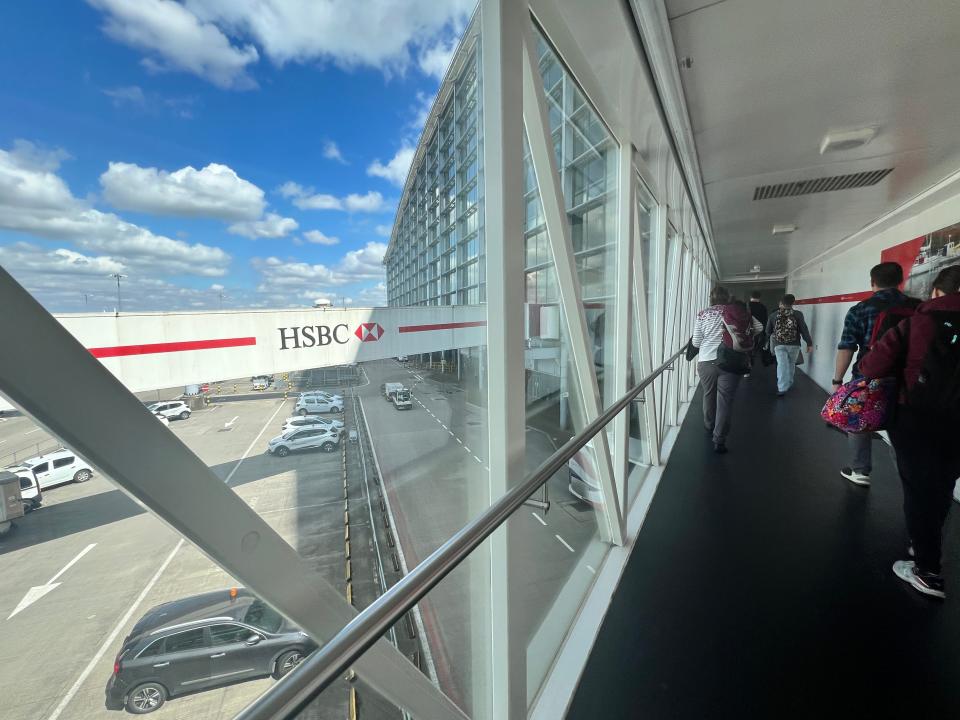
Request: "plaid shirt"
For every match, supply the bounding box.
[837,288,909,373]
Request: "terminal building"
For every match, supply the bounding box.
[2,1,960,719]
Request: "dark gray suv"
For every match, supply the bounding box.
[105,588,316,714]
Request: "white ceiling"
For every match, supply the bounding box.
[666,0,960,279]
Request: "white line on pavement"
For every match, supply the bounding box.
[448,430,455,437]
[441,424,448,430]
[463,446,471,453]
[23,428,40,435]
[46,539,185,720]
[532,513,548,526]
[456,438,462,444]
[555,535,575,553]
[49,543,97,584]
[473,455,482,463]
[586,565,597,575]
[225,400,286,484]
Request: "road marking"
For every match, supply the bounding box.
[45,539,185,720]
[8,543,97,619]
[473,455,482,464]
[448,430,455,437]
[23,428,40,435]
[440,424,448,430]
[555,535,575,553]
[456,438,462,445]
[532,513,548,526]
[586,565,597,575]
[463,445,471,453]
[225,400,286,484]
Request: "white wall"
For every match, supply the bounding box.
[789,180,960,392]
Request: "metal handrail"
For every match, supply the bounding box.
[236,346,687,720]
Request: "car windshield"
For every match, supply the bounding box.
[242,599,284,633]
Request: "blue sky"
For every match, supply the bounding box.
[0,0,473,312]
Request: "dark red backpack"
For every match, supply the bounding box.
[866,295,921,350]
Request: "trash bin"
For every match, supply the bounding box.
[0,471,25,535]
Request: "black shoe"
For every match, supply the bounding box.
[776,392,786,398]
[713,443,728,454]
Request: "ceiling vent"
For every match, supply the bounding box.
[753,168,893,201]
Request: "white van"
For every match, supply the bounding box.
[6,467,41,512]
[17,449,94,490]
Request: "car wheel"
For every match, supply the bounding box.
[273,649,304,679]
[125,682,167,714]
[73,469,92,483]
[332,406,342,413]
[299,408,308,416]
[321,442,335,452]
[275,446,290,457]
[179,411,190,420]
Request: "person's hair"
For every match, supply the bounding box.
[710,286,730,305]
[870,261,903,289]
[932,265,960,294]
[750,290,761,300]
[780,293,796,307]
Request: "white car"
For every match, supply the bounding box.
[267,427,341,457]
[9,468,41,513]
[396,355,409,362]
[294,396,343,416]
[281,416,344,433]
[148,400,191,421]
[11,449,94,490]
[298,390,342,402]
[153,412,170,427]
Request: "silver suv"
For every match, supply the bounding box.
[267,427,341,457]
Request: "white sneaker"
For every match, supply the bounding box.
[893,560,946,599]
[840,467,871,486]
[953,479,960,504]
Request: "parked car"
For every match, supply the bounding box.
[297,390,342,402]
[148,401,191,421]
[294,396,342,416]
[10,449,93,490]
[267,427,341,457]
[8,467,41,513]
[396,355,409,362]
[281,416,343,433]
[104,588,316,715]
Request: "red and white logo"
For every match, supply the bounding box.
[355,323,385,342]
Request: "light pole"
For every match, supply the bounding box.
[110,273,126,314]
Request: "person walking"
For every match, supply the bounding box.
[765,293,813,395]
[858,265,960,599]
[832,262,919,487]
[692,286,762,454]
[749,291,769,366]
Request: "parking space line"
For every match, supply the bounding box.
[23,428,40,435]
[225,400,287,485]
[46,539,186,720]
[555,535,575,553]
[532,513,548,526]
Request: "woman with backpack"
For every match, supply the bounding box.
[692,286,763,454]
[859,265,960,600]
[764,294,814,396]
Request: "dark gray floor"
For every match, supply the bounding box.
[568,363,960,719]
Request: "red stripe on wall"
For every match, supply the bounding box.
[398,320,487,333]
[794,291,872,306]
[89,336,257,359]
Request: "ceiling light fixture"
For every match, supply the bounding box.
[819,126,878,154]
[772,224,797,235]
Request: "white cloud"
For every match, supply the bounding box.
[228,212,298,239]
[0,142,230,277]
[103,85,147,107]
[253,241,387,294]
[303,230,339,245]
[100,161,266,221]
[0,242,126,277]
[323,140,347,164]
[368,145,415,187]
[210,283,224,291]
[418,37,457,80]
[278,182,391,213]
[357,282,387,306]
[87,0,259,89]
[374,224,392,237]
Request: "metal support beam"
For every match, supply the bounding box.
[481,0,527,716]
[612,141,635,510]
[0,266,467,720]
[521,32,624,545]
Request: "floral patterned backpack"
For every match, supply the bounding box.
[820,377,897,433]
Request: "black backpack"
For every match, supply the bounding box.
[907,310,960,417]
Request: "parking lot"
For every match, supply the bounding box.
[0,380,398,720]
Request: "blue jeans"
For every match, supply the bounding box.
[774,345,800,393]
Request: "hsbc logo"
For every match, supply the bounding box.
[355,323,384,342]
[278,323,386,350]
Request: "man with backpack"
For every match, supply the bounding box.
[749,290,769,366]
[692,286,763,454]
[858,265,960,599]
[765,294,813,396]
[832,262,920,486]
